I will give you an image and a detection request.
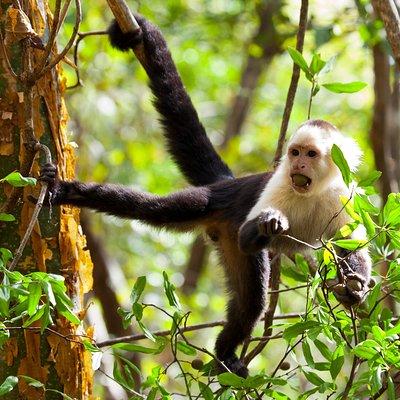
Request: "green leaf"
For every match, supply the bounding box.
[146,388,158,400]
[314,339,332,361]
[132,302,143,321]
[83,340,101,353]
[287,47,312,78]
[19,375,44,388]
[388,231,400,248]
[218,372,245,388]
[334,239,367,250]
[302,340,315,368]
[303,370,325,386]
[354,195,379,215]
[176,341,197,356]
[0,375,18,396]
[359,209,375,237]
[322,81,367,93]
[330,345,344,379]
[23,305,46,327]
[0,248,13,265]
[283,321,321,341]
[353,339,380,360]
[310,53,326,75]
[27,282,42,316]
[331,144,351,185]
[112,339,165,355]
[162,272,181,310]
[138,320,156,342]
[0,213,15,222]
[0,171,37,187]
[358,170,382,187]
[130,276,146,304]
[388,376,395,400]
[198,382,213,400]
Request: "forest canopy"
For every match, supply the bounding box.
[1,0,400,399]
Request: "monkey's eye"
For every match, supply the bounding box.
[307,150,317,157]
[291,149,300,156]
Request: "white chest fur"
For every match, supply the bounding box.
[246,167,350,253]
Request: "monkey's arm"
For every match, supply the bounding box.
[108,16,233,186]
[41,164,211,229]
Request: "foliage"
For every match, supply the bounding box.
[1,0,400,399]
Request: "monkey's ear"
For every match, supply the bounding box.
[108,19,143,52]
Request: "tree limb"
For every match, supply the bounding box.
[371,0,400,69]
[273,0,309,167]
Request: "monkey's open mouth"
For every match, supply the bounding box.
[291,174,312,192]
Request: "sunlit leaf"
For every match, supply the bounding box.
[322,81,367,93]
[0,376,18,395]
[0,171,36,187]
[331,144,351,186]
[287,47,312,79]
[0,213,15,222]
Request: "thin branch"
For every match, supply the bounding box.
[34,0,82,80]
[340,356,360,399]
[9,144,52,271]
[96,312,302,348]
[273,0,309,167]
[105,0,140,32]
[31,0,62,80]
[68,30,108,89]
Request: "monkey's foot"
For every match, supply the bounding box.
[327,273,369,307]
[215,356,248,378]
[258,208,289,237]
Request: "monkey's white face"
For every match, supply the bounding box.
[285,122,359,196]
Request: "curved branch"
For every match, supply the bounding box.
[273,0,309,167]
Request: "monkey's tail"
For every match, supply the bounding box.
[108,16,234,186]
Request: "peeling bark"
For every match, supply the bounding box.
[0,1,93,398]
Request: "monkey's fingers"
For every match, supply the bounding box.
[39,163,57,183]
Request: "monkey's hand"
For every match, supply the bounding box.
[257,208,289,237]
[37,163,62,205]
[238,208,289,254]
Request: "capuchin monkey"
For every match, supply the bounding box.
[39,15,371,377]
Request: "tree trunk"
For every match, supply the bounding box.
[0,1,93,398]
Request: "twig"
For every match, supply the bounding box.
[9,144,52,271]
[340,355,360,399]
[96,312,302,348]
[31,0,62,81]
[68,30,108,90]
[273,0,309,167]
[34,0,82,81]
[3,324,85,345]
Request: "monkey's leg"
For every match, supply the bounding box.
[238,208,289,254]
[215,247,269,377]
